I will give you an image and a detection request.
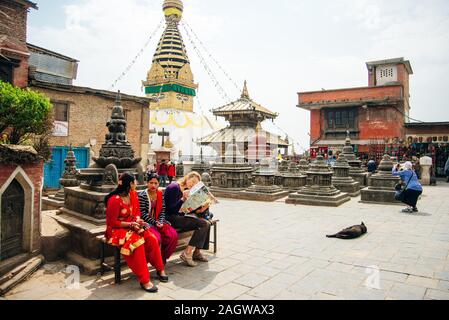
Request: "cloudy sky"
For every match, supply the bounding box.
[28,0,449,152]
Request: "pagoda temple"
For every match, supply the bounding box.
[198,81,289,162]
[143,0,218,163]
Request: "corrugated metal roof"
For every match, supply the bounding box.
[198,127,289,146]
[212,98,278,118]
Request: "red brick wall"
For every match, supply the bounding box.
[0,1,28,45]
[0,0,32,88]
[358,106,404,141]
[299,85,403,105]
[310,110,322,143]
[309,105,405,144]
[0,162,43,254]
[13,56,29,88]
[30,86,150,162]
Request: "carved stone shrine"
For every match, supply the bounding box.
[286,155,350,207]
[331,154,361,197]
[361,154,401,204]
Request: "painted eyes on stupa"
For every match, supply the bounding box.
[176,94,189,102]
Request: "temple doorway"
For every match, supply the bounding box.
[1,179,25,260]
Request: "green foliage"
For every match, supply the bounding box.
[0,80,54,160]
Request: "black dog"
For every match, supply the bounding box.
[326,222,367,239]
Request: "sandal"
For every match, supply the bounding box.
[193,252,209,262]
[180,252,197,267]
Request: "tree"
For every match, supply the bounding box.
[0,80,53,160]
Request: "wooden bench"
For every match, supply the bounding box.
[98,219,219,284]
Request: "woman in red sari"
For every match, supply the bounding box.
[104,173,168,293]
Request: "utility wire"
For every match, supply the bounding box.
[180,21,231,103]
[183,19,240,93]
[109,18,164,90]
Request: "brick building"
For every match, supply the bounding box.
[298,57,413,162]
[0,0,37,87]
[26,46,152,188]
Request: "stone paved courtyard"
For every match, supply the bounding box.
[3,183,449,300]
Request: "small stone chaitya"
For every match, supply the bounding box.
[341,133,368,187]
[286,155,350,207]
[279,161,307,193]
[244,158,290,201]
[332,154,360,197]
[210,139,254,198]
[361,154,401,204]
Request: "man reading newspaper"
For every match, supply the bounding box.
[180,182,218,220]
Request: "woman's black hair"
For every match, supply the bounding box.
[104,172,135,205]
[146,172,160,183]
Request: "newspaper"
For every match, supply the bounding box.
[180,182,217,215]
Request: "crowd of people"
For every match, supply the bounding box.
[104,169,213,293]
[147,160,176,187]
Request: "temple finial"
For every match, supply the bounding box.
[345,130,351,145]
[241,80,250,99]
[115,90,121,105]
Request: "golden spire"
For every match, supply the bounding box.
[163,0,183,22]
[241,80,250,99]
[144,0,197,112]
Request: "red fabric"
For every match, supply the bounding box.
[150,224,178,261]
[142,229,165,271]
[152,189,164,221]
[168,164,176,177]
[158,163,168,175]
[105,195,144,256]
[123,245,150,285]
[105,194,150,284]
[105,192,164,284]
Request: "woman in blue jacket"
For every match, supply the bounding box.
[392,161,423,213]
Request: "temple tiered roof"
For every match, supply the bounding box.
[211,81,278,120]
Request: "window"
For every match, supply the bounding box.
[325,108,357,130]
[0,61,14,84]
[335,111,342,126]
[52,102,69,137]
[327,111,334,127]
[53,102,69,122]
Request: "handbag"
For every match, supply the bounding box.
[394,172,413,201]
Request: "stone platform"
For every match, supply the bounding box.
[286,191,351,207]
[210,187,289,202]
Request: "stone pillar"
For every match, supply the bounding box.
[419,156,432,186]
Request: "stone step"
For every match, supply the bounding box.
[41,211,71,262]
[0,255,44,295]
